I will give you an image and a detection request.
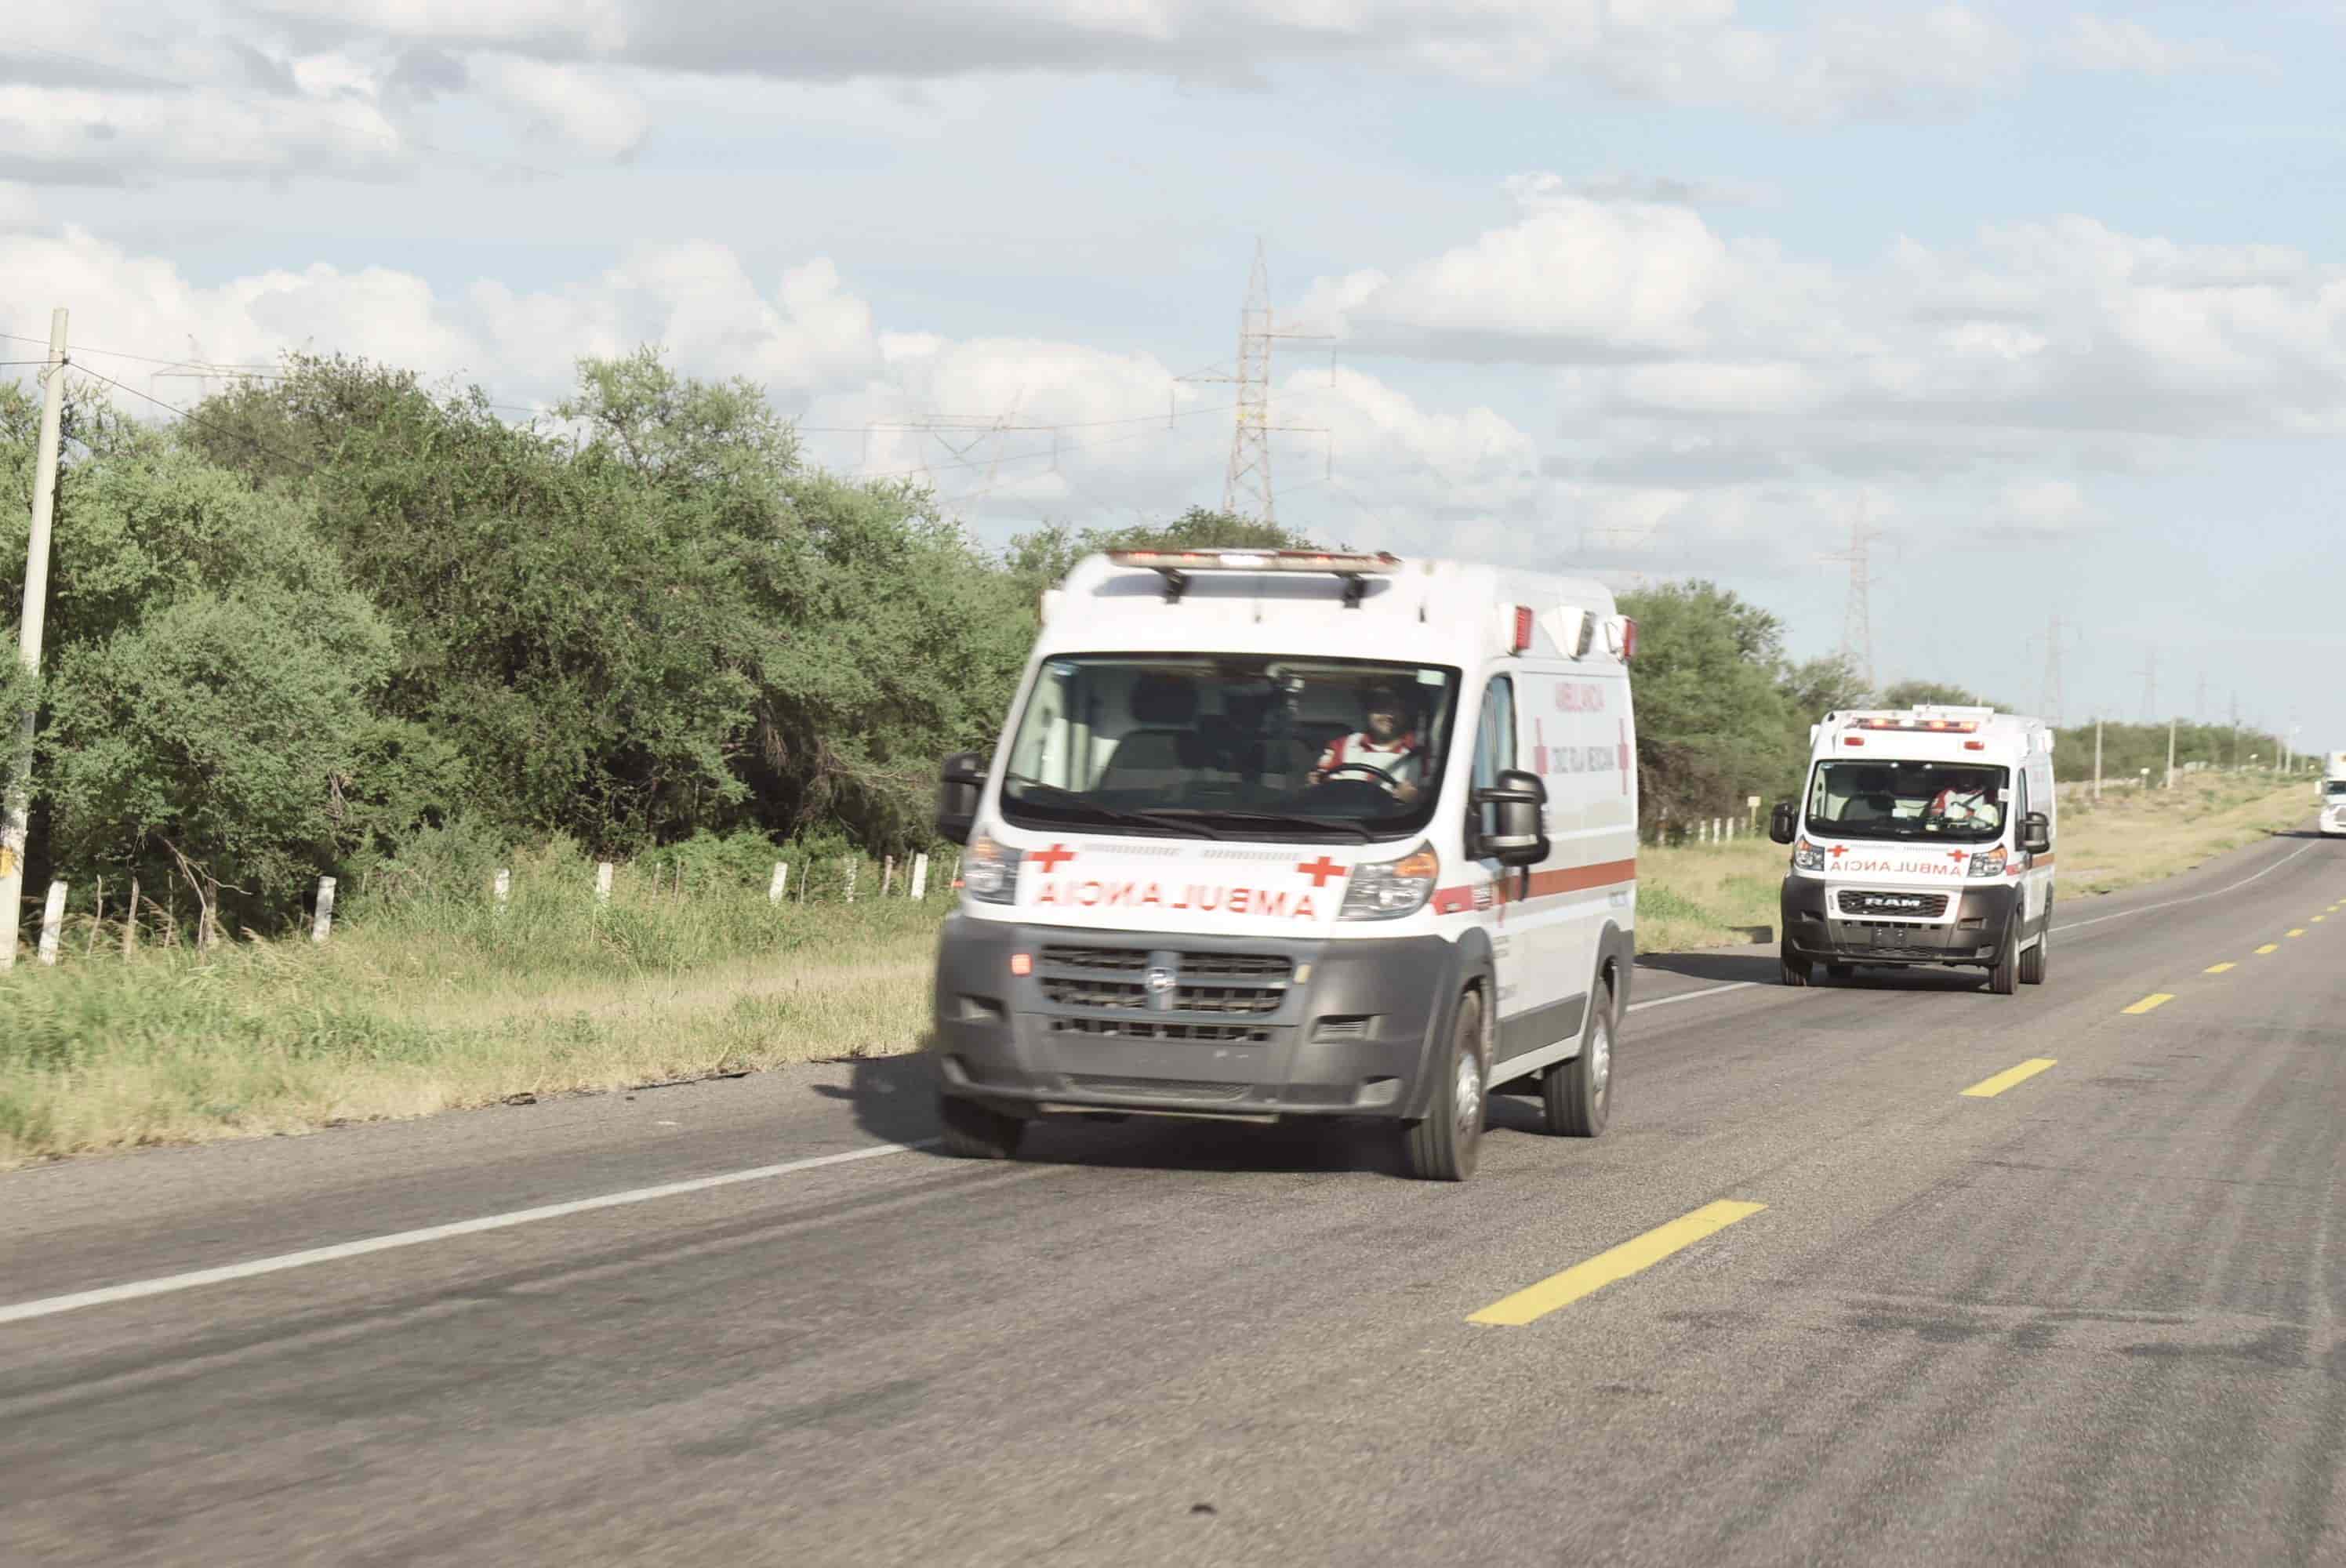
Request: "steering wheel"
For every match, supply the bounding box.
[1318,762,1404,794]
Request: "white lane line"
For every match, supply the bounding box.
[0,1140,932,1328]
[1629,981,1760,1014]
[2052,841,2318,937]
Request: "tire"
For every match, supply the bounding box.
[1543,982,1613,1138]
[1780,935,1811,987]
[1825,963,1856,982]
[2019,919,2047,985]
[937,1092,1026,1160]
[1403,989,1486,1181]
[1986,921,2019,996]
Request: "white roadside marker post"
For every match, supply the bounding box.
[769,862,790,904]
[910,854,928,901]
[38,879,66,965]
[311,876,336,943]
[595,862,613,904]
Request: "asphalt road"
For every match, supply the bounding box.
[6,829,2346,1566]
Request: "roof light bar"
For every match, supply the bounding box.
[1851,717,1982,733]
[1106,548,1401,574]
[1110,547,1403,606]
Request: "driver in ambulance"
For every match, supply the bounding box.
[1309,680,1425,803]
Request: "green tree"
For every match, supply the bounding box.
[0,398,407,923]
[1004,506,1323,593]
[1879,679,2003,710]
[1614,581,1798,831]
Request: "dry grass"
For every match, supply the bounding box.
[0,871,943,1169]
[1630,772,2313,953]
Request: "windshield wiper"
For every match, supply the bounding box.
[1000,776,1222,839]
[1139,808,1378,842]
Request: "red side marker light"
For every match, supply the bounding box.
[1964,740,1985,750]
[1844,735,1865,746]
[1513,605,1534,652]
[1619,617,1638,660]
[1010,953,1033,977]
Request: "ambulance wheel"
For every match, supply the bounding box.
[1825,964,1856,982]
[1403,989,1486,1181]
[1543,982,1613,1138]
[937,1093,1026,1160]
[1779,937,1811,987]
[2019,923,2047,985]
[1986,924,2020,996]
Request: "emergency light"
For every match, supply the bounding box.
[1111,547,1403,605]
[1850,717,1983,733]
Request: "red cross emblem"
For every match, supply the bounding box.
[1618,720,1632,794]
[1030,843,1077,873]
[1296,856,1347,887]
[1828,844,1847,859]
[1947,850,1969,866]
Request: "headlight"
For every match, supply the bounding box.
[1966,846,2008,879]
[1338,842,1437,921]
[960,828,1022,905]
[1792,837,1826,873]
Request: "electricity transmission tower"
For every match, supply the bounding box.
[2035,614,2082,727]
[1186,240,1328,524]
[1819,509,1883,691]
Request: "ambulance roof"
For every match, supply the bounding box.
[1810,705,2054,762]
[1035,549,1627,669]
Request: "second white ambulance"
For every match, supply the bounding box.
[927,547,1640,1181]
[2321,750,2346,837]
[1770,705,2057,993]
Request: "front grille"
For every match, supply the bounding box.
[1033,944,1293,1018]
[1040,944,1147,972]
[1178,952,1293,982]
[1046,1017,1269,1044]
[1041,976,1148,1009]
[1836,890,1949,919]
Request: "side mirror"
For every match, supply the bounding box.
[1473,768,1549,867]
[935,750,988,845]
[2019,811,2051,855]
[1768,800,1798,845]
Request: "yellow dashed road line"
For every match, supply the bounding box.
[2257,944,2281,956]
[2206,962,2236,974]
[2123,993,2176,1014]
[1962,1058,2059,1098]
[1467,1200,1767,1326]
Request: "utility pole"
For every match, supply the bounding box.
[1186,240,1330,527]
[1,307,66,971]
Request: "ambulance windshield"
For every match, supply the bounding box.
[1807,760,2011,844]
[997,655,1461,841]
[2327,780,2346,798]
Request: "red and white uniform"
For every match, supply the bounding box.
[1314,731,1424,791]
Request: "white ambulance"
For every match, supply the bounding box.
[928,547,1640,1181]
[1768,705,2057,993]
[2321,750,2346,837]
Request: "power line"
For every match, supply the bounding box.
[67,361,332,480]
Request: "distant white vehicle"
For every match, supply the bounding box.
[926,547,1641,1181]
[2321,750,2346,837]
[1770,705,2057,994]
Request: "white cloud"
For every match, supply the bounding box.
[0,218,1564,560]
[477,55,648,158]
[2060,16,2274,76]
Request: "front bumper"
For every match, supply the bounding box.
[1781,877,2019,964]
[928,915,1462,1120]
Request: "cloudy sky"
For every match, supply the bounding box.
[5,2,2342,748]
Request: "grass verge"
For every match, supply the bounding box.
[0,774,2313,1167]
